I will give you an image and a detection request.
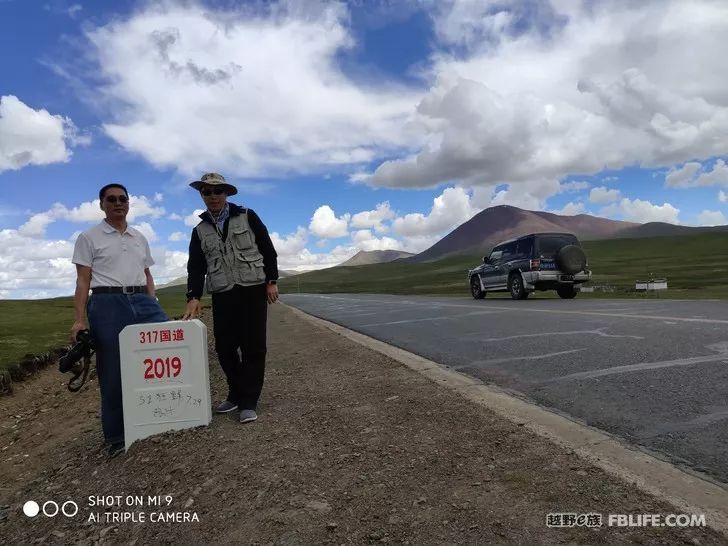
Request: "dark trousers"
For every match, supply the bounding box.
[87,293,168,444]
[212,283,268,410]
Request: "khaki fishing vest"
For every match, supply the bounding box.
[196,212,266,293]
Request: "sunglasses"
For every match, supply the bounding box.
[201,188,226,196]
[105,195,129,204]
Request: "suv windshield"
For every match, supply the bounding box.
[536,235,579,257]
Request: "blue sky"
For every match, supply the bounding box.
[1,0,727,298]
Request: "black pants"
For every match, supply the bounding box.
[212,283,267,410]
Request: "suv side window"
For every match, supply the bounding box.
[501,241,517,260]
[516,237,533,257]
[489,246,504,263]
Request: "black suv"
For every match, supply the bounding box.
[468,232,591,300]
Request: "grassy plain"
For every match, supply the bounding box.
[2,232,727,370]
[0,288,201,371]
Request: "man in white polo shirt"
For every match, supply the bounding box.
[71,183,168,458]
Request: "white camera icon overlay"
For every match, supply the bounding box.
[23,500,79,518]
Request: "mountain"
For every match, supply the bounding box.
[340,250,415,267]
[160,269,299,288]
[409,205,640,262]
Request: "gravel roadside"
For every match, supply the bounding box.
[0,303,725,544]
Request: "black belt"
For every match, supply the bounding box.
[92,286,147,295]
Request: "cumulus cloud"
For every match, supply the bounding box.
[131,221,158,243]
[550,201,585,216]
[18,195,165,237]
[589,186,621,204]
[168,213,183,221]
[560,180,590,192]
[697,210,727,226]
[0,95,87,174]
[392,186,479,237]
[309,206,349,239]
[350,202,395,233]
[168,231,186,242]
[600,198,680,224]
[720,190,727,203]
[86,2,420,177]
[370,1,728,190]
[0,229,78,298]
[665,159,728,188]
[184,209,205,227]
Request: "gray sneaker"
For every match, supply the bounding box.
[239,409,258,424]
[215,400,238,414]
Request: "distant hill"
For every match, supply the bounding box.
[160,269,298,288]
[340,250,415,267]
[409,205,640,262]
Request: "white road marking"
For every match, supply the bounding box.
[452,349,586,368]
[549,353,728,383]
[359,310,501,328]
[477,328,644,342]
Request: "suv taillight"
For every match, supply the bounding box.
[530,259,540,270]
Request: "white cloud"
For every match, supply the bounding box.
[132,221,158,243]
[309,205,349,239]
[154,192,164,202]
[168,231,186,242]
[392,186,479,237]
[560,181,590,192]
[589,186,621,204]
[719,190,727,203]
[550,201,585,216]
[0,229,77,298]
[697,210,727,226]
[369,1,728,190]
[86,2,419,177]
[148,248,189,285]
[168,213,183,221]
[0,95,87,174]
[600,198,680,224]
[350,202,395,233]
[184,209,205,227]
[666,159,728,188]
[18,194,165,237]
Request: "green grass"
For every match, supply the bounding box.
[279,233,728,299]
[0,287,205,371]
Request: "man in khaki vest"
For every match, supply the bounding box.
[182,173,279,424]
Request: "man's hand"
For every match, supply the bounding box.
[266,283,279,304]
[70,320,86,342]
[182,299,201,320]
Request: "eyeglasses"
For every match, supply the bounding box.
[105,195,129,204]
[201,188,226,196]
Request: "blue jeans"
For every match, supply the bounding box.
[87,293,168,444]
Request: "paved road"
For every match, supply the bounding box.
[283,293,728,484]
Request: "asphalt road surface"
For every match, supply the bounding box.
[283,293,728,484]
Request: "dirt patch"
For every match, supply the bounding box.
[0,304,725,544]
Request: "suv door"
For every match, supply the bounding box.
[481,247,503,287]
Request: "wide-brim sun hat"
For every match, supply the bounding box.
[189,172,238,196]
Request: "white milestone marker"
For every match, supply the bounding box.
[120,319,212,451]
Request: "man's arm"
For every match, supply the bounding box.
[71,265,92,342]
[144,268,156,298]
[247,209,279,282]
[183,228,206,320]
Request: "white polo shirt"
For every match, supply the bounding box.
[72,220,154,288]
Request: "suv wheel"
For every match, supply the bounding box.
[508,273,528,300]
[557,285,577,299]
[470,276,485,299]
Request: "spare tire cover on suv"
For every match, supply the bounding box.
[556,245,586,274]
